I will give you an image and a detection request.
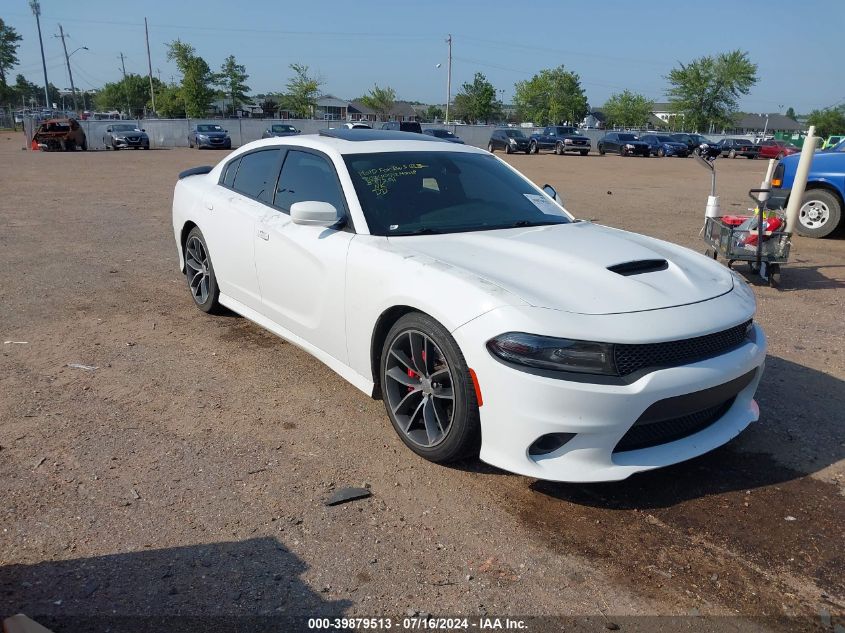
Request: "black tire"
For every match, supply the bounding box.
[81,139,87,151]
[104,139,110,150]
[598,144,605,156]
[618,145,626,156]
[555,142,563,155]
[505,143,512,154]
[184,227,222,313]
[796,189,841,238]
[657,147,665,157]
[728,149,736,159]
[488,142,494,153]
[380,312,480,464]
[580,150,588,156]
[529,141,538,154]
[524,149,530,154]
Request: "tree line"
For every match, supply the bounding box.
[2,19,844,135]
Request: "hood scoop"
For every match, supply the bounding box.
[607,259,669,276]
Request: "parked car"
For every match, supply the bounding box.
[757,139,800,160]
[771,139,844,237]
[597,132,650,156]
[670,133,721,158]
[528,126,591,155]
[714,138,758,159]
[32,117,87,151]
[262,124,300,138]
[172,127,766,482]
[103,123,150,150]
[343,122,372,129]
[821,135,844,150]
[639,134,690,157]
[189,124,232,149]
[381,121,423,134]
[423,128,464,143]
[488,128,531,154]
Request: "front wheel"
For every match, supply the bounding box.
[555,142,563,155]
[529,141,538,154]
[505,143,512,154]
[184,227,222,313]
[487,143,494,153]
[618,146,626,156]
[797,189,841,238]
[728,149,737,159]
[657,148,665,157]
[380,313,480,464]
[598,144,605,155]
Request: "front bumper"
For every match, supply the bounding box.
[114,137,149,148]
[198,138,231,149]
[562,143,591,153]
[452,299,765,482]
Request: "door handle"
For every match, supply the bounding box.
[257,229,269,241]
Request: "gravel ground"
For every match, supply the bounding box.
[0,135,843,633]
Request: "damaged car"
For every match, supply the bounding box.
[32,118,87,151]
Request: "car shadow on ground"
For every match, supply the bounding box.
[734,262,845,291]
[0,537,351,633]
[529,355,844,510]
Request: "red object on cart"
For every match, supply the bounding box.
[720,215,750,227]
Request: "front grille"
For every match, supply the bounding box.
[574,140,587,145]
[614,320,751,376]
[613,398,734,453]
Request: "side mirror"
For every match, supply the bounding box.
[106,128,112,133]
[141,128,146,132]
[224,130,228,134]
[290,201,341,227]
[542,184,561,204]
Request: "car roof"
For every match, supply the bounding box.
[225,130,487,159]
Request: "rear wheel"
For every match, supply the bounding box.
[380,313,480,464]
[728,149,737,159]
[797,189,841,238]
[657,147,665,157]
[184,227,221,313]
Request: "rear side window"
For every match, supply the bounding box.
[232,149,282,204]
[274,150,345,214]
[222,157,240,188]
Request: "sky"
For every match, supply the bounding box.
[4,0,844,113]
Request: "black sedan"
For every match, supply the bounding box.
[423,128,464,143]
[714,138,758,159]
[671,133,720,158]
[189,124,231,149]
[261,123,300,138]
[488,128,530,153]
[597,132,650,156]
[104,123,149,150]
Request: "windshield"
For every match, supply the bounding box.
[503,129,525,138]
[430,130,455,137]
[272,125,295,132]
[344,151,570,236]
[113,124,137,131]
[618,134,638,141]
[197,124,223,132]
[555,127,575,134]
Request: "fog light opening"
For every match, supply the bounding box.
[528,433,576,457]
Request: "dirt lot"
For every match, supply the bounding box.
[1,135,843,632]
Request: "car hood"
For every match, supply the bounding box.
[386,222,734,315]
[197,131,228,137]
[115,130,146,136]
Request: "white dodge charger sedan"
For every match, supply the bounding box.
[171,129,766,482]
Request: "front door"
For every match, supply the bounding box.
[254,148,353,363]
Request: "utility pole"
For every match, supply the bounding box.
[29,1,51,110]
[445,34,452,124]
[56,24,79,112]
[119,52,130,117]
[144,18,156,115]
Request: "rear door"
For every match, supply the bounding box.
[253,148,354,362]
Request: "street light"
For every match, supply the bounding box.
[66,45,89,112]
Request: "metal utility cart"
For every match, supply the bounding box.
[703,188,791,287]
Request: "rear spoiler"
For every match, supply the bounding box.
[178,165,213,179]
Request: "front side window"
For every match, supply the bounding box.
[344,151,570,236]
[504,130,524,138]
[232,149,282,204]
[274,150,346,214]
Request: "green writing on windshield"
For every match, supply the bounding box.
[360,163,427,196]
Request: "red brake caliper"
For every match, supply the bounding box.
[407,351,426,393]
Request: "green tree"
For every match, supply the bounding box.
[424,104,443,122]
[284,63,322,119]
[451,72,500,124]
[359,84,396,121]
[215,55,250,116]
[167,40,215,118]
[603,90,654,128]
[0,18,23,100]
[11,73,39,106]
[666,50,758,132]
[806,106,845,139]
[155,83,185,118]
[513,65,588,126]
[785,106,797,121]
[95,73,162,116]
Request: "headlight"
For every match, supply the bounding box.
[197,134,208,139]
[625,143,635,149]
[509,138,517,144]
[487,332,616,375]
[564,138,573,144]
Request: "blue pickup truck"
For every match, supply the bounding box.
[528,126,591,155]
[772,139,844,237]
